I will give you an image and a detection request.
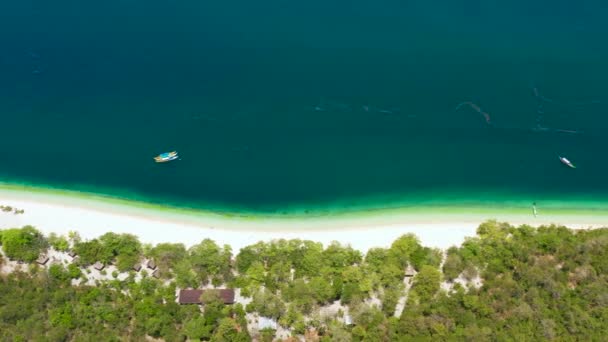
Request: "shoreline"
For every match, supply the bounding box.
[1,185,607,252]
[3,180,608,217]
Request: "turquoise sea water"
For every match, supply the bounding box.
[1,1,607,213]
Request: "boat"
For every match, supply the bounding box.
[559,156,576,169]
[154,151,179,163]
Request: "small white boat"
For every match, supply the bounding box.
[154,151,179,163]
[559,156,576,169]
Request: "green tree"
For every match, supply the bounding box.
[98,233,142,272]
[290,240,324,278]
[388,233,421,269]
[147,242,187,278]
[189,239,232,285]
[409,265,441,304]
[381,284,403,316]
[247,289,286,319]
[283,279,316,314]
[321,241,362,273]
[244,261,266,288]
[235,242,267,274]
[174,259,197,288]
[48,264,70,283]
[309,276,335,304]
[73,239,110,265]
[211,318,250,342]
[259,328,275,342]
[201,290,227,327]
[325,320,352,342]
[184,315,213,341]
[0,226,47,262]
[442,247,464,281]
[48,233,70,252]
[49,303,75,329]
[411,246,443,269]
[265,261,291,292]
[365,247,389,271]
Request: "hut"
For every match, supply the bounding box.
[67,250,77,258]
[151,269,160,278]
[133,263,142,272]
[178,289,204,304]
[215,289,236,304]
[147,259,157,270]
[178,289,235,305]
[93,261,105,271]
[36,254,50,265]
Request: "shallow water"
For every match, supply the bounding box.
[1,1,607,213]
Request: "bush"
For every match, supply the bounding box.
[48,233,70,252]
[0,226,47,262]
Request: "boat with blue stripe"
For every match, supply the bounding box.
[154,151,179,163]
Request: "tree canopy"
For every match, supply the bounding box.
[0,221,607,341]
[73,232,142,271]
[0,226,47,262]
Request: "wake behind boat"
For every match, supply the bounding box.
[559,156,576,169]
[154,151,179,163]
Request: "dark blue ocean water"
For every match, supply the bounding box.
[1,1,607,212]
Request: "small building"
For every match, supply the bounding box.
[151,269,160,278]
[93,261,105,271]
[147,259,157,270]
[215,289,236,304]
[178,289,203,304]
[133,263,142,272]
[178,289,235,305]
[36,254,50,265]
[67,250,77,258]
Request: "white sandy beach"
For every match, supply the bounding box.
[1,190,606,252]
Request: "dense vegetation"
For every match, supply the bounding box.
[0,220,606,341]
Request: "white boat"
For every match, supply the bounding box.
[154,151,179,163]
[559,156,576,169]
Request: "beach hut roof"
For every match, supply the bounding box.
[93,261,105,271]
[215,289,236,304]
[36,254,49,265]
[147,259,157,270]
[178,289,203,304]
